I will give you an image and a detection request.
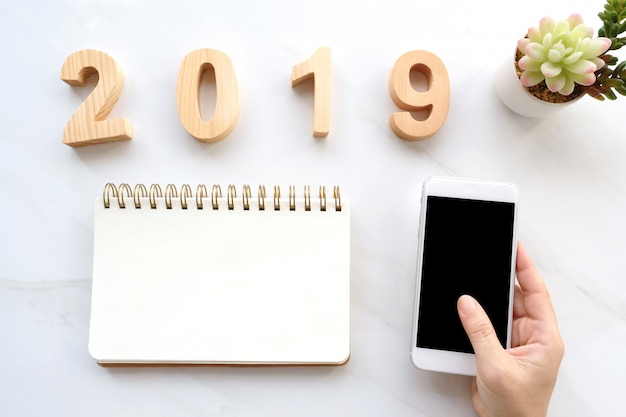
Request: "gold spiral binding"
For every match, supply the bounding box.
[289,185,296,211]
[227,185,237,210]
[103,183,117,208]
[333,186,341,211]
[304,185,311,211]
[273,185,281,211]
[211,185,222,209]
[242,185,251,210]
[149,184,162,209]
[180,184,192,209]
[196,184,208,209]
[102,183,342,212]
[165,184,177,209]
[134,184,147,208]
[258,185,266,211]
[117,183,132,209]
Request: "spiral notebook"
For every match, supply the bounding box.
[89,183,350,367]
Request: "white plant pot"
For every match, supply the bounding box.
[494,56,583,118]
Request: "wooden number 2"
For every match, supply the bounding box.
[176,48,240,142]
[388,50,450,141]
[292,47,331,137]
[60,49,133,147]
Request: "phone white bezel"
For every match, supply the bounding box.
[410,176,518,376]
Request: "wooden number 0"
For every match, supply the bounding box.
[60,49,133,147]
[176,48,240,142]
[389,50,450,141]
[292,47,331,137]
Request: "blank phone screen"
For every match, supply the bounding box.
[416,196,515,353]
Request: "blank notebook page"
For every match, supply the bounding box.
[88,184,350,366]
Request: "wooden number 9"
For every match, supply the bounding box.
[176,48,240,142]
[388,50,450,141]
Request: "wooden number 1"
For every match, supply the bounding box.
[60,49,133,147]
[292,47,331,137]
[388,50,450,141]
[176,48,240,142]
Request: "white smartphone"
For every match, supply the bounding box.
[410,176,518,376]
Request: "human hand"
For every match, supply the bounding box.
[457,242,564,417]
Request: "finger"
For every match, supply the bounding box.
[512,283,526,319]
[457,295,507,359]
[510,315,521,348]
[516,242,549,297]
[515,242,558,321]
[511,284,525,348]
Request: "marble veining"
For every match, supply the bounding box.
[1,0,625,416]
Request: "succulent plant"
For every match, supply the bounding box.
[517,14,612,96]
[516,0,626,100]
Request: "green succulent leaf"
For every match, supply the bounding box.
[602,86,613,97]
[584,0,626,100]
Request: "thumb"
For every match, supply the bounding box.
[457,295,506,358]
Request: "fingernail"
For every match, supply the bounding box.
[459,295,477,314]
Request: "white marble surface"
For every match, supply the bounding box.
[1,0,625,415]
